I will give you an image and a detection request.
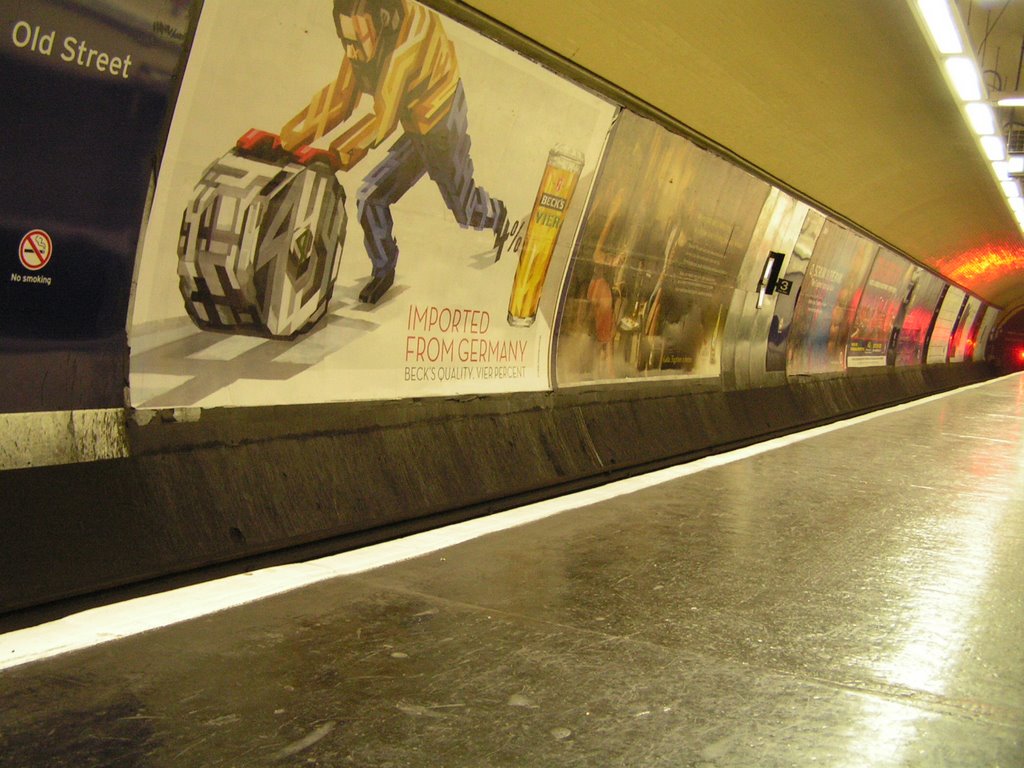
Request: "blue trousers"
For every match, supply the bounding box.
[356,83,507,278]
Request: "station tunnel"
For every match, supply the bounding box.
[1,0,1022,764]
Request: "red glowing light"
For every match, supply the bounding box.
[944,243,1024,285]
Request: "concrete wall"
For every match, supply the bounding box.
[0,363,992,615]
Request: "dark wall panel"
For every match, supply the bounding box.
[0,363,993,616]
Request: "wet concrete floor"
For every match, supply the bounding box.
[1,375,1023,766]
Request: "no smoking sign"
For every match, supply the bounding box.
[19,229,53,271]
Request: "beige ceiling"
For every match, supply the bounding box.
[451,0,1024,312]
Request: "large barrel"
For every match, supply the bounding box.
[177,136,347,339]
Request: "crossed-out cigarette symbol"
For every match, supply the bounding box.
[19,229,52,271]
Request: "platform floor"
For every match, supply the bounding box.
[2,375,1024,767]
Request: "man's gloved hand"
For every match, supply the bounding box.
[236,129,341,172]
[235,129,288,160]
[292,145,342,172]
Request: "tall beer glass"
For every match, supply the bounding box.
[507,146,584,327]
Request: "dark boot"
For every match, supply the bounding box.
[359,271,395,304]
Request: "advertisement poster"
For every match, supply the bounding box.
[128,0,616,409]
[926,286,966,364]
[973,306,998,361]
[961,301,988,361]
[892,269,946,366]
[0,0,190,412]
[786,224,877,376]
[765,209,826,372]
[845,248,916,367]
[948,295,982,362]
[554,110,770,385]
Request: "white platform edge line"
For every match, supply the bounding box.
[0,376,1007,672]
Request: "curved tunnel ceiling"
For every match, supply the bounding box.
[455,0,1024,312]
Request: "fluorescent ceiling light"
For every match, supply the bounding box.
[993,161,1010,179]
[918,0,964,53]
[1009,156,1024,174]
[981,135,1006,161]
[1001,179,1019,197]
[965,102,996,135]
[1010,196,1024,212]
[996,94,1024,107]
[945,57,983,101]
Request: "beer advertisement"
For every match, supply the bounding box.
[0,0,190,412]
[554,110,770,386]
[785,223,877,376]
[845,248,916,368]
[128,0,615,409]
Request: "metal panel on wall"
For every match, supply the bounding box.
[926,286,966,364]
[786,224,877,377]
[949,296,982,362]
[128,0,616,408]
[0,0,190,412]
[973,306,998,361]
[961,303,987,362]
[553,109,770,386]
[892,269,946,366]
[765,209,826,374]
[720,189,811,390]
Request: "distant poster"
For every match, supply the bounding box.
[786,223,876,376]
[948,295,982,362]
[765,209,825,372]
[846,249,916,367]
[0,0,190,412]
[973,306,998,361]
[554,110,770,385]
[128,0,616,408]
[926,286,966,364]
[960,302,988,362]
[892,269,946,366]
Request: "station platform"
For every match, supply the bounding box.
[1,374,1023,767]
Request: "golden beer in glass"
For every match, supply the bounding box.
[507,146,584,327]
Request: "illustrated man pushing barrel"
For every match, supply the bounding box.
[278,0,509,304]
